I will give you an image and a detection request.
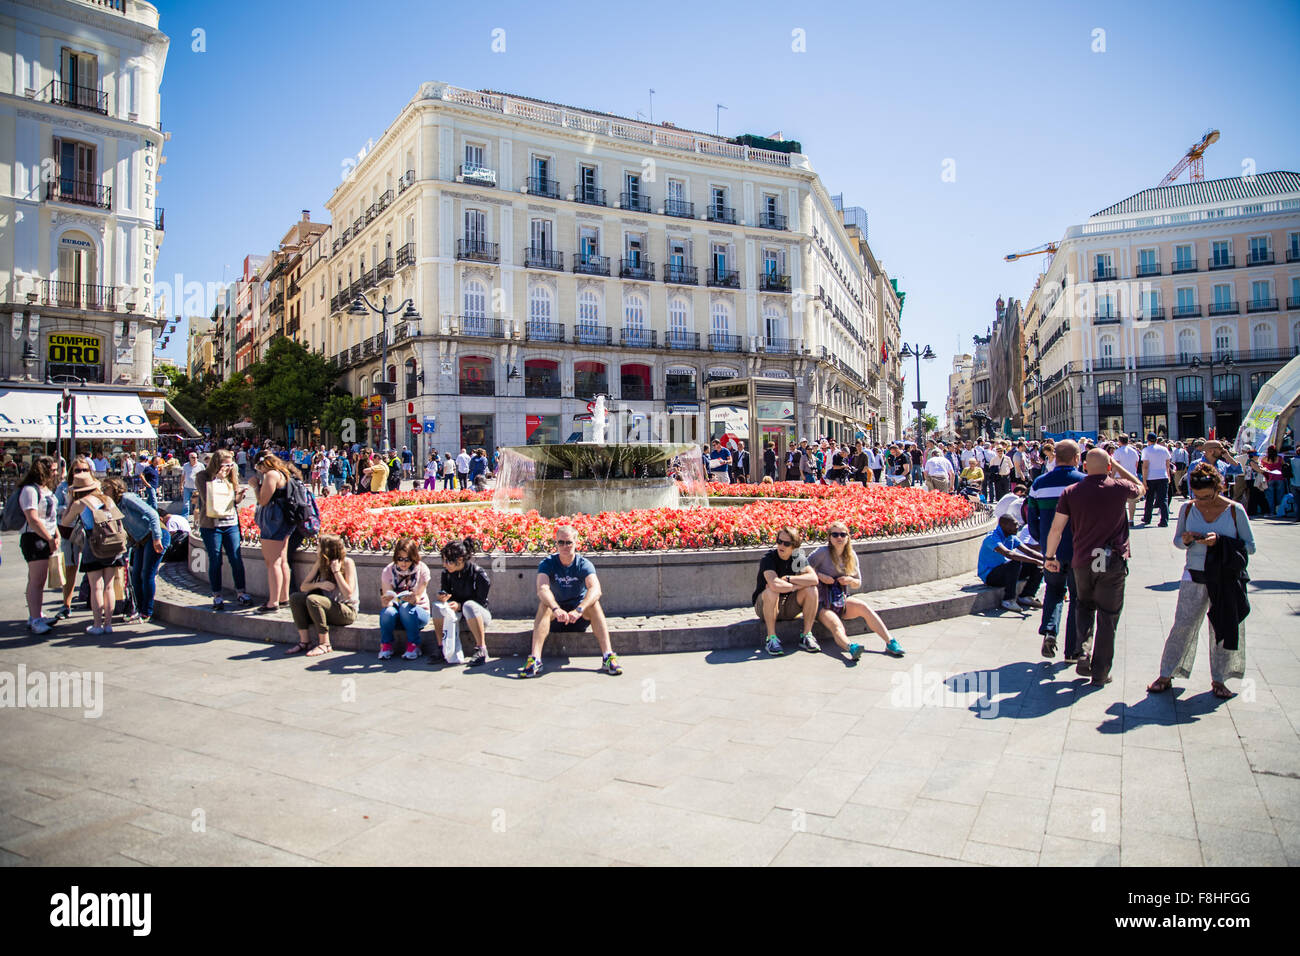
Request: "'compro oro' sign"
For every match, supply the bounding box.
[46,333,101,365]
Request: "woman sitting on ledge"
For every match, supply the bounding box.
[286,534,358,657]
[432,536,492,666]
[807,520,905,661]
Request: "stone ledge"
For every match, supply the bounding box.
[154,562,1001,657]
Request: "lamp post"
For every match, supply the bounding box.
[1190,350,1233,439]
[1077,384,1086,433]
[899,342,936,449]
[350,292,421,455]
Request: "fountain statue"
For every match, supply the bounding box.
[492,395,708,517]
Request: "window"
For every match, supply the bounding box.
[668,298,689,341]
[528,285,553,327]
[1211,240,1231,267]
[710,301,731,336]
[624,293,646,332]
[1289,233,1300,259]
[1141,330,1161,358]
[529,218,552,253]
[574,360,608,400]
[1140,378,1167,405]
[1250,371,1269,398]
[1214,325,1232,353]
[579,227,599,261]
[1174,244,1194,269]
[1138,249,1158,273]
[1249,236,1270,262]
[577,290,601,342]
[1097,379,1122,406]
[763,305,784,343]
[464,209,486,244]
[1213,373,1241,402]
[1251,322,1274,351]
[59,48,99,109]
[1094,253,1113,278]
[1143,289,1160,318]
[53,136,98,203]
[1177,329,1198,362]
[1098,334,1117,367]
[465,142,485,167]
[620,363,652,401]
[1250,279,1271,306]
[524,359,560,399]
[463,279,487,331]
[459,356,493,396]
[1212,283,1233,309]
[1176,287,1196,312]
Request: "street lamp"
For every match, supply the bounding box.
[1077,384,1086,433]
[899,342,936,449]
[1190,350,1234,439]
[350,293,421,455]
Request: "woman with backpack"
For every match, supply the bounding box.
[99,477,168,623]
[194,449,254,609]
[251,451,294,614]
[58,471,127,636]
[12,456,59,633]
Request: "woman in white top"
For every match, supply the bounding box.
[17,457,59,633]
[806,520,905,662]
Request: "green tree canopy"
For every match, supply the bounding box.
[247,338,340,434]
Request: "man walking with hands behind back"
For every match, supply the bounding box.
[1043,447,1144,686]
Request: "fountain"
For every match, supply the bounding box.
[492,396,709,517]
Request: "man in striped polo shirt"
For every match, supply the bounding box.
[1027,439,1086,660]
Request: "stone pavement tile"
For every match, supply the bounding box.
[822,801,904,847]
[1275,819,1300,866]
[1006,721,1070,759]
[672,715,750,751]
[740,737,832,779]
[968,791,1050,853]
[788,710,859,744]
[822,687,880,717]
[0,812,43,845]
[1196,823,1288,866]
[615,746,714,789]
[1121,719,1184,752]
[920,758,998,807]
[676,740,766,784]
[941,727,1010,765]
[775,768,868,817]
[1045,787,1121,845]
[1180,743,1256,787]
[881,731,954,770]
[906,706,981,737]
[1120,826,1204,866]
[727,716,798,749]
[547,747,645,792]
[985,754,1060,802]
[1230,707,1298,743]
[961,840,1039,866]
[1120,782,1198,840]
[1062,719,1122,756]
[1038,834,1120,866]
[1177,713,1247,749]
[816,734,894,774]
[1056,751,1123,796]
[649,771,795,824]
[1241,737,1300,778]
[1186,781,1275,835]
[847,707,916,738]
[888,797,977,859]
[461,747,584,782]
[1120,745,1188,789]
[1253,774,1300,823]
[772,831,974,867]
[847,761,932,811]
[761,805,833,836]
[602,718,693,755]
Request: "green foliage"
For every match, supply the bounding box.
[732,133,802,154]
[206,376,252,427]
[320,393,363,442]
[247,338,340,433]
[911,412,940,434]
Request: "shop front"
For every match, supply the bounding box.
[707,376,799,482]
[0,387,158,482]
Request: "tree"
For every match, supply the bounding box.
[207,376,252,430]
[168,371,211,430]
[320,394,363,445]
[247,338,340,438]
[911,412,939,435]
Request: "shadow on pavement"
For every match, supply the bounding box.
[934,660,1088,721]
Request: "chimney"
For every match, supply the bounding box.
[302,210,310,221]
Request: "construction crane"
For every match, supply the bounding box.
[1004,242,1058,263]
[1158,128,1219,186]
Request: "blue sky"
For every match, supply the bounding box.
[153,0,1300,423]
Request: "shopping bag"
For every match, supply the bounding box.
[437,603,464,664]
[47,555,67,589]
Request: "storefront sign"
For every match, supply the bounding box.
[47,333,101,365]
[0,389,157,440]
[755,399,795,421]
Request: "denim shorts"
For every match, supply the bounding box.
[257,502,291,541]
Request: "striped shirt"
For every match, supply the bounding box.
[1028,464,1087,564]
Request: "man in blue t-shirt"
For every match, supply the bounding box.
[707,439,732,484]
[978,514,1045,612]
[137,452,160,510]
[521,523,621,679]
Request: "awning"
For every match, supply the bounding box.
[0,389,157,440]
[162,400,201,438]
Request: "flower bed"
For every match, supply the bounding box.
[239,483,976,554]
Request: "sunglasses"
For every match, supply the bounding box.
[555,539,574,546]
[775,538,794,547]
[1189,478,1216,489]
[829,531,848,539]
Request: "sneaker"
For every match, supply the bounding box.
[1000,599,1022,612]
[212,595,225,609]
[885,638,905,658]
[1040,636,1058,658]
[1017,596,1043,609]
[402,645,420,661]
[1089,674,1113,686]
[1075,657,1092,677]
[849,642,864,662]
[378,643,394,660]
[236,592,254,605]
[85,625,104,636]
[518,656,543,678]
[799,633,820,653]
[55,605,72,620]
[30,618,52,635]
[602,653,623,676]
[466,647,487,667]
[102,625,112,636]
[764,635,784,656]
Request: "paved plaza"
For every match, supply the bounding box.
[0,518,1297,867]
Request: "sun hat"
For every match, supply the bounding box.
[70,471,101,493]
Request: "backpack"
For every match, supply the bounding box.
[283,476,320,536]
[86,502,129,561]
[1,488,28,532]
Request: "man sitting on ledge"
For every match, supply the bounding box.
[520,524,622,679]
[753,525,820,656]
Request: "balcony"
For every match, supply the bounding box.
[1140,307,1166,321]
[376,258,394,282]
[620,191,651,213]
[706,204,737,224]
[459,378,495,397]
[523,247,564,270]
[155,207,165,231]
[709,333,742,352]
[395,243,415,269]
[1286,248,1300,263]
[1208,255,1235,271]
[455,316,506,339]
[1171,259,1198,274]
[763,338,799,354]
[621,382,653,401]
[620,328,657,349]
[44,80,108,115]
[620,258,655,281]
[574,184,606,206]
[237,333,253,351]
[525,321,565,343]
[352,217,365,237]
[1247,251,1274,266]
[1092,266,1118,281]
[758,210,787,230]
[1247,298,1279,313]
[1093,313,1122,325]
[286,318,300,337]
[526,176,560,199]
[377,189,394,210]
[665,385,697,403]
[707,267,740,289]
[41,280,116,311]
[1093,358,1123,370]
[1289,297,1300,310]
[270,293,285,313]
[46,179,111,210]
[365,202,379,224]
[573,254,611,277]
[1136,262,1161,277]
[525,380,562,399]
[664,265,698,286]
[759,272,791,293]
[573,324,612,346]
[664,331,700,350]
[1173,304,1201,318]
[459,163,497,187]
[664,198,694,219]
[1208,300,1239,316]
[397,170,415,192]
[457,239,499,263]
[575,380,610,401]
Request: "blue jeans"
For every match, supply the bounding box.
[130,529,169,618]
[1264,481,1284,515]
[380,603,430,648]
[1039,562,1082,657]
[180,486,193,519]
[200,524,246,595]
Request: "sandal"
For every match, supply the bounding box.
[305,643,332,657]
[1211,682,1235,700]
[1146,677,1173,694]
[253,604,280,615]
[284,642,308,655]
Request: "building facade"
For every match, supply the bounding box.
[1022,171,1300,441]
[946,352,973,439]
[307,82,882,465]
